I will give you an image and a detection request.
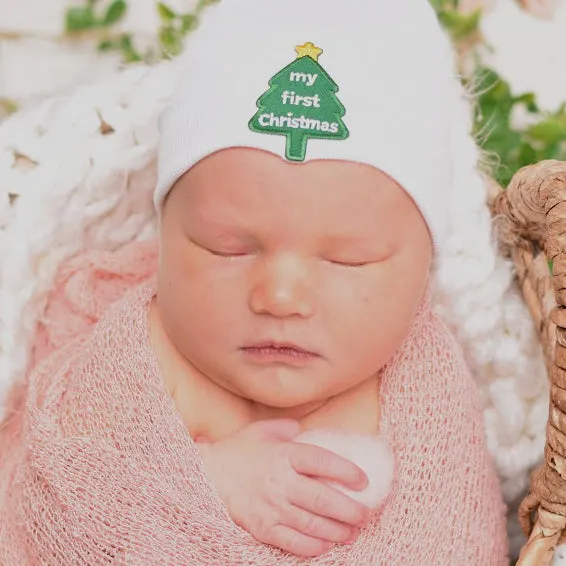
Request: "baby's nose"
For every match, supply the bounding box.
[248,254,316,319]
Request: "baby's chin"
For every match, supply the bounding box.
[209,363,355,413]
[227,374,341,414]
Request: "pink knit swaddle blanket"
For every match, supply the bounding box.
[0,241,509,565]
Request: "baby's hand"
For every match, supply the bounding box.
[196,419,371,557]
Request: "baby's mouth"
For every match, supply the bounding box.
[241,341,320,364]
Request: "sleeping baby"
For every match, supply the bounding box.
[0,0,509,564]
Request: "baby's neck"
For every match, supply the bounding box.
[148,299,381,442]
[247,397,329,422]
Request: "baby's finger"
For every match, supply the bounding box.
[290,476,371,528]
[287,442,368,490]
[282,505,357,544]
[262,524,333,557]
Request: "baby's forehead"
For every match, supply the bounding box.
[180,147,402,190]
[166,149,418,242]
[173,149,405,211]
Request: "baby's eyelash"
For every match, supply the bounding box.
[206,248,252,258]
[327,259,371,268]
[204,245,373,267]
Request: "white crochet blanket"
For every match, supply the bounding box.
[0,56,556,559]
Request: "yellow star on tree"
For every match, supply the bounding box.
[295,42,323,62]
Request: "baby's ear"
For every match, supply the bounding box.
[294,429,395,510]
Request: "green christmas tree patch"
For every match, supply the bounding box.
[249,42,349,162]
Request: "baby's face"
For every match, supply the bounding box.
[157,148,432,411]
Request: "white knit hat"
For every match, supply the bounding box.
[156,0,458,247]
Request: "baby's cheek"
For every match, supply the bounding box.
[294,429,395,510]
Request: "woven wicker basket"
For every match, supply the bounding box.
[493,159,566,565]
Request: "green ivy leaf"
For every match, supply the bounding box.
[101,0,127,27]
[180,13,198,33]
[437,8,481,41]
[159,25,183,56]
[196,0,220,10]
[527,118,566,146]
[157,2,177,23]
[512,92,539,113]
[516,141,537,169]
[470,67,532,186]
[428,0,566,190]
[119,34,143,62]
[428,0,445,10]
[65,6,97,32]
[98,39,118,51]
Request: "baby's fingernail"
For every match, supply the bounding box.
[356,472,368,489]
